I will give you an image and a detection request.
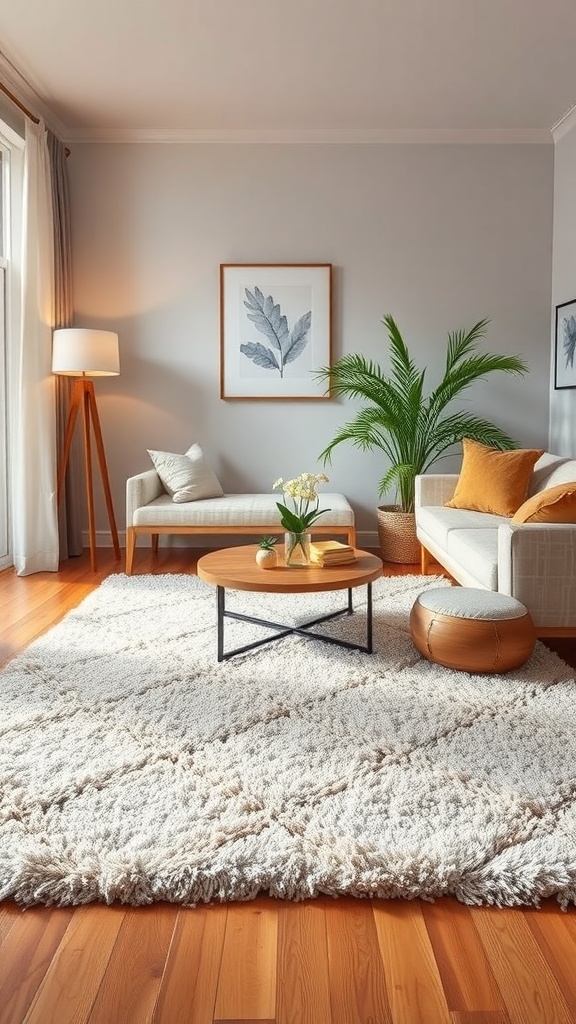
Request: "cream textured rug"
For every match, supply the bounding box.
[2,572,576,909]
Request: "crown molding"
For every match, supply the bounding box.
[0,54,557,149]
[552,103,576,142]
[0,50,68,139]
[63,126,553,146]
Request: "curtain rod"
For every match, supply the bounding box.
[0,79,70,155]
[0,80,40,124]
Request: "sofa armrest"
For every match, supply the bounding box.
[415,474,459,509]
[497,521,576,628]
[126,470,165,526]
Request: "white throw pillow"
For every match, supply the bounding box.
[147,443,224,503]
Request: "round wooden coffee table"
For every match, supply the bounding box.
[197,544,383,661]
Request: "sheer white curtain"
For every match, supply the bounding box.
[10,119,59,574]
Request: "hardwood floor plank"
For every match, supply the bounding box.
[213,899,278,1022]
[471,907,574,1024]
[421,898,506,1012]
[276,899,332,1024]
[152,904,227,1024]
[373,899,451,1024]
[0,901,23,944]
[0,906,74,1024]
[524,902,576,1017]
[451,1012,511,1023]
[22,905,127,1024]
[85,904,178,1024]
[325,897,392,1024]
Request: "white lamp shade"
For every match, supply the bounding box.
[52,328,120,377]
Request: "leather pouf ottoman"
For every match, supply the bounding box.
[410,587,536,673]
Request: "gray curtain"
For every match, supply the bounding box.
[48,132,83,557]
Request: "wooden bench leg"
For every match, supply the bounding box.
[126,527,136,575]
[152,534,159,556]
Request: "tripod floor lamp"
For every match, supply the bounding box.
[52,328,122,572]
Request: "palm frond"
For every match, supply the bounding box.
[382,315,422,393]
[426,353,528,427]
[315,354,387,401]
[377,462,421,510]
[419,413,519,471]
[318,410,396,466]
[316,355,419,443]
[444,319,491,374]
[377,465,403,504]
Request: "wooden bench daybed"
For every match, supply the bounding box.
[126,469,356,574]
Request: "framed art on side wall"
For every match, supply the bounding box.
[220,263,332,399]
[554,299,576,390]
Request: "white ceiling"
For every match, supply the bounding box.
[1,0,576,142]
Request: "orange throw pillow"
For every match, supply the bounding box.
[511,482,576,524]
[445,439,544,517]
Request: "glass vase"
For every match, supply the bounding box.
[284,531,311,568]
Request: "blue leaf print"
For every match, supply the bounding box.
[563,315,576,370]
[244,287,289,352]
[284,311,312,365]
[240,286,311,378]
[239,342,280,371]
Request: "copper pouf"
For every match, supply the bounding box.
[410,587,536,674]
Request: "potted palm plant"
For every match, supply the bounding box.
[316,315,528,563]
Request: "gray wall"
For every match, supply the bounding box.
[67,141,554,545]
[550,124,576,456]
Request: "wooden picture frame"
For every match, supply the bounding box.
[219,263,332,400]
[554,299,576,390]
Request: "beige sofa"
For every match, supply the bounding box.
[125,469,356,574]
[415,452,576,636]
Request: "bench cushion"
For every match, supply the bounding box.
[132,492,354,529]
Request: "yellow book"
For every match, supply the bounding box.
[310,540,353,556]
[310,540,356,566]
[310,554,357,567]
[319,552,356,561]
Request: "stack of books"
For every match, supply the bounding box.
[309,540,357,567]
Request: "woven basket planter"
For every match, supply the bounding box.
[377,505,421,564]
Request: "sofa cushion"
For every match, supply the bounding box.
[445,439,544,517]
[511,482,576,524]
[417,505,509,550]
[445,529,499,590]
[147,443,224,503]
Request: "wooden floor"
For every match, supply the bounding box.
[1,547,576,1024]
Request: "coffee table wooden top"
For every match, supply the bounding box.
[197,545,383,594]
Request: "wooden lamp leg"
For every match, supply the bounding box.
[81,382,97,573]
[56,380,83,504]
[85,382,121,561]
[56,377,121,572]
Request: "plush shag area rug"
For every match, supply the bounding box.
[1,571,575,909]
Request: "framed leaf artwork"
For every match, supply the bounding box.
[554,298,576,390]
[219,263,332,399]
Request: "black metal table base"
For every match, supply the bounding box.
[216,584,373,661]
